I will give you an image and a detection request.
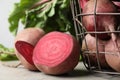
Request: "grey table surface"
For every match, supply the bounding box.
[0,61,120,80]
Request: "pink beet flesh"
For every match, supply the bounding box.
[15,41,34,65]
[33,31,80,75]
[34,32,74,67]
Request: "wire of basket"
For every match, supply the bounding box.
[70,0,120,74]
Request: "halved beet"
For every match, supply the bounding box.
[14,28,45,70]
[33,31,80,75]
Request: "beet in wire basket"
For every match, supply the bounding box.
[70,0,120,74]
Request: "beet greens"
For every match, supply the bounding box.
[8,0,75,36]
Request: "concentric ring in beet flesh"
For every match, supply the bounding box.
[33,31,80,75]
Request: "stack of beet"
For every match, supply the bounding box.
[80,0,120,72]
[14,28,80,75]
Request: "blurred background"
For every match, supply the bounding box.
[0,0,20,48]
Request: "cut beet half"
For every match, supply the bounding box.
[33,31,80,75]
[15,41,34,65]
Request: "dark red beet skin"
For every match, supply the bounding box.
[33,31,80,75]
[80,0,120,11]
[79,0,89,9]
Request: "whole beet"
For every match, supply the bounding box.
[82,0,119,51]
[14,28,45,70]
[82,0,118,39]
[82,34,109,68]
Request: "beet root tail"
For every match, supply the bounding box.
[108,25,120,56]
[111,33,120,58]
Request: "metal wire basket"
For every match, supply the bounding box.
[70,0,120,74]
